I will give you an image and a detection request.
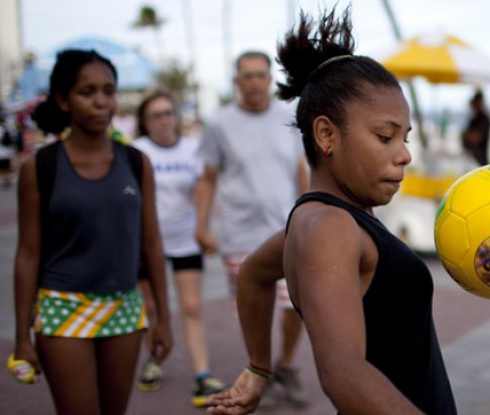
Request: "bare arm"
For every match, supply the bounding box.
[14,156,42,373]
[237,231,285,369]
[206,231,286,414]
[140,154,172,362]
[194,164,219,254]
[286,205,424,415]
[296,155,309,196]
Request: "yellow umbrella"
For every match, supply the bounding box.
[380,33,490,84]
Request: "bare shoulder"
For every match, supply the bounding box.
[287,201,364,251]
[284,201,368,293]
[285,201,378,299]
[18,154,37,186]
[139,151,154,181]
[139,150,151,167]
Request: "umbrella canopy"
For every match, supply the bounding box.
[380,33,490,84]
[10,37,159,107]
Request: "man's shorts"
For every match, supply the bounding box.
[222,253,294,309]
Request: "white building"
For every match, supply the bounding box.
[0,0,22,106]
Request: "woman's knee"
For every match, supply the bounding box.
[181,299,202,319]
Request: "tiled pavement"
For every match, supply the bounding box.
[2,183,490,414]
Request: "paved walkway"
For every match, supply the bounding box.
[2,183,490,414]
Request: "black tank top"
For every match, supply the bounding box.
[39,142,142,293]
[287,192,457,415]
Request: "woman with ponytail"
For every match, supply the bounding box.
[206,6,456,415]
[13,49,172,414]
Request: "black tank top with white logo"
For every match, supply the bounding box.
[286,192,457,415]
[39,142,142,293]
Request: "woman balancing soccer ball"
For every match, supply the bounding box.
[205,6,457,415]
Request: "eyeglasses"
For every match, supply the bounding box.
[237,71,271,81]
[145,110,175,121]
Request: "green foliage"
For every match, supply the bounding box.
[154,61,193,107]
[133,5,165,28]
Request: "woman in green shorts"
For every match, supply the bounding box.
[12,49,172,415]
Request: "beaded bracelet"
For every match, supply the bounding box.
[246,362,273,380]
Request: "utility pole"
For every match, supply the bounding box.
[380,0,428,148]
[222,0,233,100]
[182,0,200,119]
[286,0,296,29]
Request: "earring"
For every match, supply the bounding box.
[324,146,333,158]
[59,127,71,141]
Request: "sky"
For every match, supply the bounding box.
[19,0,490,118]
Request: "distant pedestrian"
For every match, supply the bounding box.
[461,88,489,165]
[195,50,309,409]
[132,89,226,406]
[12,49,172,415]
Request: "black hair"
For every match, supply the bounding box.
[470,89,484,105]
[33,49,118,135]
[136,88,179,137]
[235,51,272,72]
[276,7,401,167]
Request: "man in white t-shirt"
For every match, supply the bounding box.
[195,51,309,409]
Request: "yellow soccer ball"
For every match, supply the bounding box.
[434,165,490,298]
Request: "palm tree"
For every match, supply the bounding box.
[286,0,296,29]
[155,60,193,109]
[132,5,166,67]
[181,0,200,118]
[222,0,233,98]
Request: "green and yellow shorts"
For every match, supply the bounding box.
[34,288,149,338]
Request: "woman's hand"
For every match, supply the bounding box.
[14,340,42,375]
[196,227,219,255]
[149,320,173,364]
[206,368,269,414]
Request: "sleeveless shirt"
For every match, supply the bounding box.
[287,192,457,415]
[39,142,142,293]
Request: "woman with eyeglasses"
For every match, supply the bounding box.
[131,89,226,406]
